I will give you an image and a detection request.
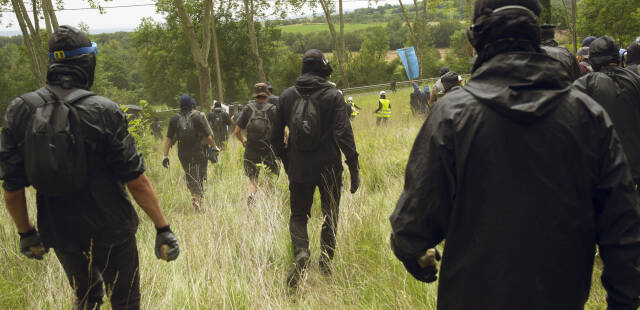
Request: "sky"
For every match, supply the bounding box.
[0,0,406,36]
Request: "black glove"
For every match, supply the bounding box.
[346,159,360,194]
[402,249,441,283]
[155,226,179,262]
[19,229,48,260]
[162,156,170,169]
[207,146,218,164]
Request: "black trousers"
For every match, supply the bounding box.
[289,169,342,259]
[179,152,207,195]
[54,236,140,310]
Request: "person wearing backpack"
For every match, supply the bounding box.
[163,94,220,212]
[208,100,232,150]
[271,49,360,288]
[0,25,179,310]
[233,83,280,205]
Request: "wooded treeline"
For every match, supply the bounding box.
[1,0,639,114]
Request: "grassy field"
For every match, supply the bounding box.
[0,86,609,309]
[278,22,386,35]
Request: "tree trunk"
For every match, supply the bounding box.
[174,0,213,106]
[244,0,266,82]
[540,0,552,24]
[338,0,349,88]
[211,7,224,104]
[571,0,577,53]
[11,0,47,85]
[318,0,349,87]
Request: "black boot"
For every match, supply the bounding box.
[287,251,310,288]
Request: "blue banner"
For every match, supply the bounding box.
[397,47,419,80]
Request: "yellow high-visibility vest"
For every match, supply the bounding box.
[350,102,358,116]
[377,99,391,118]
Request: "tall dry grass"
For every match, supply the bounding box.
[0,86,608,309]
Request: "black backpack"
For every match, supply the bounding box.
[211,109,227,133]
[290,88,325,151]
[245,102,274,149]
[20,87,95,197]
[176,112,201,146]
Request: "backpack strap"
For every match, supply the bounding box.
[19,90,47,108]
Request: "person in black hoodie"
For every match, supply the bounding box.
[0,25,179,310]
[272,49,360,288]
[540,24,582,81]
[389,1,640,309]
[575,36,640,187]
[625,41,640,76]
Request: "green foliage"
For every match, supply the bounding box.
[121,100,154,157]
[0,42,39,115]
[344,27,397,86]
[577,0,640,47]
[444,29,473,74]
[427,20,465,48]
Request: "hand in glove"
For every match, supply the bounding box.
[402,248,441,283]
[155,226,179,262]
[347,159,360,194]
[162,156,170,169]
[19,229,48,260]
[207,146,218,164]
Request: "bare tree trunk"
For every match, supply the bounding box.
[338,0,349,88]
[571,0,577,53]
[211,6,224,103]
[174,0,213,106]
[244,0,266,82]
[42,0,58,31]
[11,0,47,85]
[318,0,349,87]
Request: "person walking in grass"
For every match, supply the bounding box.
[272,49,360,288]
[234,83,279,206]
[374,90,391,126]
[208,100,233,150]
[0,25,180,310]
[163,94,220,212]
[390,1,640,309]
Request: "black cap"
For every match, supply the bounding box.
[473,0,541,23]
[440,67,450,77]
[582,36,597,47]
[441,71,460,92]
[48,25,91,55]
[589,35,620,67]
[303,49,325,63]
[627,41,640,65]
[540,24,556,42]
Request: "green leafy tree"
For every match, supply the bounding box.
[577,0,640,47]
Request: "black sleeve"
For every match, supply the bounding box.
[593,113,640,310]
[375,101,382,113]
[166,115,178,140]
[0,98,31,191]
[235,106,251,130]
[333,91,359,167]
[104,104,146,182]
[271,92,288,161]
[390,103,455,263]
[224,112,232,127]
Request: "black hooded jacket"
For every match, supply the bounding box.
[390,52,640,310]
[574,66,640,183]
[272,73,358,183]
[541,44,582,81]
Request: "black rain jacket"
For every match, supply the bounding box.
[574,66,640,183]
[0,85,145,252]
[541,44,582,81]
[390,52,640,310]
[273,73,358,183]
